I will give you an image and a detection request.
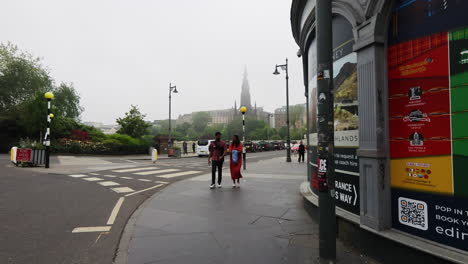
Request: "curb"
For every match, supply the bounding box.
[113,190,165,264]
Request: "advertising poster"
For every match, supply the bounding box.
[309,15,360,215]
[389,0,468,252]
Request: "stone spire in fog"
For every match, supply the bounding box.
[240,67,252,110]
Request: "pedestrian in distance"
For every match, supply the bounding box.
[192,142,196,153]
[229,135,243,188]
[183,141,188,155]
[298,141,305,163]
[208,132,227,189]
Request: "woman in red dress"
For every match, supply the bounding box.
[229,135,243,188]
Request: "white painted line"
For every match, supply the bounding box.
[82,177,103,182]
[107,197,125,225]
[111,187,135,193]
[120,176,134,180]
[125,184,164,197]
[134,169,178,176]
[155,181,169,184]
[72,226,111,233]
[99,181,120,187]
[138,179,152,182]
[69,174,87,178]
[104,175,117,178]
[89,173,100,176]
[123,159,139,164]
[112,167,157,173]
[158,171,201,179]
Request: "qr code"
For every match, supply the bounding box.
[398,197,428,231]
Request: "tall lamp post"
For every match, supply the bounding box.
[44,92,54,168]
[273,58,292,162]
[240,106,247,170]
[168,82,178,148]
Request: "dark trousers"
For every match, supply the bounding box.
[211,160,223,185]
[298,152,305,163]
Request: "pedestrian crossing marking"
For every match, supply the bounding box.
[158,171,201,179]
[155,181,169,184]
[83,177,103,182]
[89,173,100,176]
[112,167,157,173]
[104,175,117,178]
[120,176,134,180]
[111,187,135,193]
[138,179,152,182]
[99,181,120,187]
[134,169,178,176]
[69,174,87,178]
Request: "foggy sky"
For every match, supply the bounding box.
[1,0,304,124]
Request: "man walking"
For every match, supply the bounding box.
[192,142,196,153]
[298,141,305,163]
[183,141,188,155]
[208,132,227,189]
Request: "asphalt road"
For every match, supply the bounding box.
[0,150,287,264]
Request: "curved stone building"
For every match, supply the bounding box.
[291,0,468,262]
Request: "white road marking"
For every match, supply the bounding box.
[83,177,103,182]
[120,176,133,180]
[158,171,201,179]
[111,187,135,193]
[72,226,111,233]
[123,159,139,164]
[112,167,157,173]
[107,197,125,225]
[138,179,152,182]
[125,184,164,197]
[104,175,117,178]
[99,181,120,187]
[155,181,169,184]
[69,174,87,178]
[89,173,100,176]
[134,169,178,175]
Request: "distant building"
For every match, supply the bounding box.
[274,103,306,129]
[176,68,272,126]
[83,121,119,135]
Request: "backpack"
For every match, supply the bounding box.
[231,149,239,165]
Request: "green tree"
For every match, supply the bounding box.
[175,122,191,137]
[192,112,211,133]
[116,105,150,138]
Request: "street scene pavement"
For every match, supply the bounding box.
[119,154,378,264]
[0,151,288,264]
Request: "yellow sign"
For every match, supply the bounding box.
[391,156,453,194]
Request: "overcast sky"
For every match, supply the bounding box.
[1,0,304,124]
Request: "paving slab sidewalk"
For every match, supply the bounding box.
[116,157,379,264]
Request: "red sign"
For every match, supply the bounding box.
[16,148,32,162]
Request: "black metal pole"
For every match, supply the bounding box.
[168,83,172,148]
[285,59,292,162]
[45,99,51,168]
[316,0,336,260]
[242,113,246,170]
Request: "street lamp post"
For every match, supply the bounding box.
[273,59,292,162]
[44,92,54,168]
[240,106,247,170]
[168,82,178,148]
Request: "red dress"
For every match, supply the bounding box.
[229,143,243,180]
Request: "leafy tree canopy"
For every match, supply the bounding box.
[116,105,150,138]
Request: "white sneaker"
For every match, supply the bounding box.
[210,184,215,189]
[217,183,222,188]
[232,183,237,188]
